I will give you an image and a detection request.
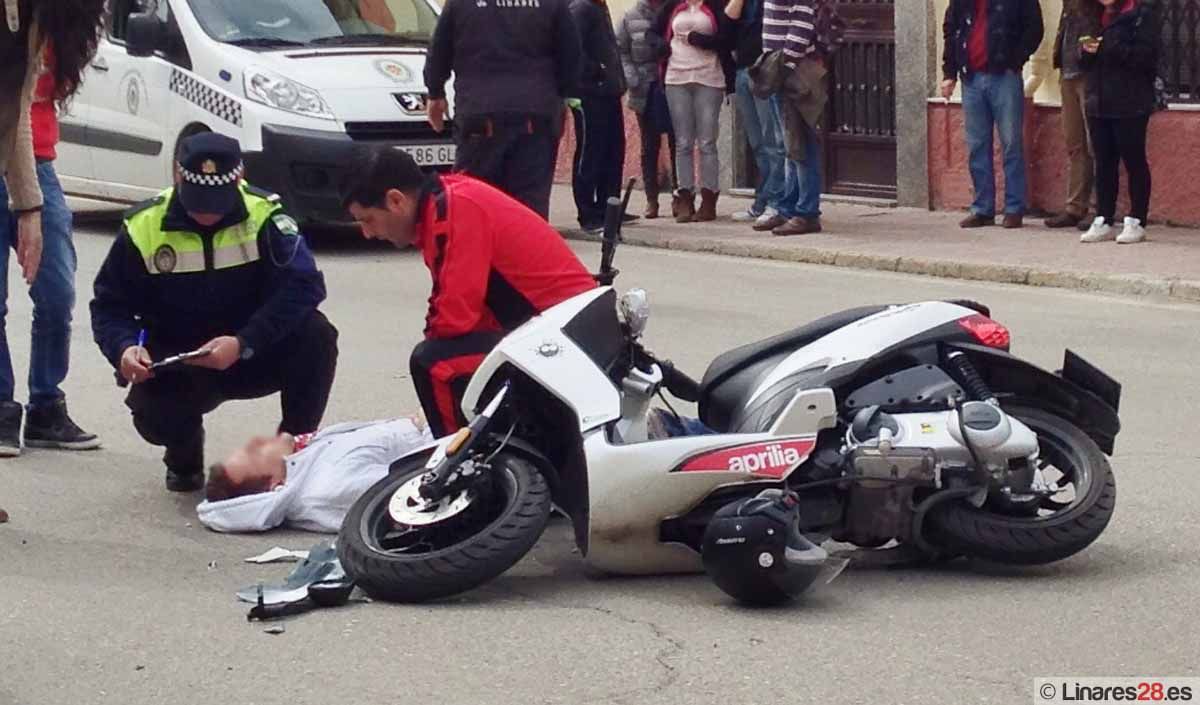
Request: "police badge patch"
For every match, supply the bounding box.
[153,244,178,273]
[271,213,300,236]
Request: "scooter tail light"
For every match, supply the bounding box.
[957,314,1011,350]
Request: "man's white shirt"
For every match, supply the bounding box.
[197,418,434,533]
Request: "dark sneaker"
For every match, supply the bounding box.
[23,400,101,451]
[0,402,22,457]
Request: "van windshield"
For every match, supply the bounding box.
[187,0,437,47]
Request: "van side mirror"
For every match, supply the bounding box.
[126,12,163,57]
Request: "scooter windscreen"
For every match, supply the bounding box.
[701,490,847,606]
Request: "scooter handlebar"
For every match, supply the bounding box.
[657,358,702,403]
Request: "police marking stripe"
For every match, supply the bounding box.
[170,69,243,126]
[179,162,244,186]
[213,242,261,269]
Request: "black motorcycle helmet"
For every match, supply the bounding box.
[702,489,843,606]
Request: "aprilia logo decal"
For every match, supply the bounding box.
[677,438,816,479]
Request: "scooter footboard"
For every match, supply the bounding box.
[581,430,817,575]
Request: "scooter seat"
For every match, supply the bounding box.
[698,305,889,432]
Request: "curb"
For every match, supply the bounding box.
[563,228,1200,305]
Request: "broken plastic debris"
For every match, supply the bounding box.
[0,508,9,523]
[264,625,286,635]
[244,547,310,564]
[237,540,342,605]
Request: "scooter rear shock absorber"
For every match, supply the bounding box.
[946,351,996,403]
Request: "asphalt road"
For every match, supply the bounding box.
[2,220,1197,705]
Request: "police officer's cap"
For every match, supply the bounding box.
[177,133,244,215]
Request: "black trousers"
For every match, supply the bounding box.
[125,311,339,470]
[455,114,558,219]
[1088,114,1152,223]
[410,332,503,438]
[571,96,626,226]
[636,105,677,199]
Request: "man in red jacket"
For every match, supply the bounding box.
[341,147,597,436]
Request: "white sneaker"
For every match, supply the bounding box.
[732,207,763,223]
[1116,216,1146,244]
[753,207,780,227]
[1080,217,1115,243]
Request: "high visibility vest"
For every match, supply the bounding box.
[124,184,280,275]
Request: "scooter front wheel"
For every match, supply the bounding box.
[337,451,551,602]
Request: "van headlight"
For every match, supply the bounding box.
[244,68,334,120]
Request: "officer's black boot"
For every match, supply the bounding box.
[164,428,205,492]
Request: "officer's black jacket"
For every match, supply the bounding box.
[90,191,327,367]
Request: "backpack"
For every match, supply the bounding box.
[815,0,846,57]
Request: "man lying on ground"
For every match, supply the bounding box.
[197,415,432,533]
[197,410,712,533]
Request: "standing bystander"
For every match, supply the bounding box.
[941,0,1043,229]
[423,0,583,219]
[570,0,629,232]
[618,0,678,219]
[1045,1,1099,230]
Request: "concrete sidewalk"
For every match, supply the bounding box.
[549,186,1200,303]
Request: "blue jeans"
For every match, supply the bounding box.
[733,69,786,213]
[962,71,1027,216]
[771,95,822,219]
[0,160,78,408]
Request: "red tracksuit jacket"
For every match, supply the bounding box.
[414,175,597,339]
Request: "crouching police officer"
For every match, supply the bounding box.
[90,133,339,492]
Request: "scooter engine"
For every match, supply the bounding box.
[834,405,1040,546]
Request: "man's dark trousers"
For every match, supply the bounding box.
[409,331,505,438]
[454,113,558,219]
[125,312,339,472]
[571,96,626,227]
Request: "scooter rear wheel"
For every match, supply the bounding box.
[338,451,551,602]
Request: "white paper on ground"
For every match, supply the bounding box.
[244,547,310,564]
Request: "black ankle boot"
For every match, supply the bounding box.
[0,401,22,457]
[24,399,101,451]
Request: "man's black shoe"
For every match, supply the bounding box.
[23,400,101,451]
[164,429,205,492]
[0,402,22,457]
[165,467,206,492]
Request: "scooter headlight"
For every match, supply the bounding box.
[620,288,650,338]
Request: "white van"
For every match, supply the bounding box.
[57,0,455,225]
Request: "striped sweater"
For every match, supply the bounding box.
[762,0,818,65]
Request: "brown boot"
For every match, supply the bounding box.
[696,189,719,222]
[644,197,660,220]
[673,189,696,223]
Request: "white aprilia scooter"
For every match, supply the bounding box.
[338,195,1123,603]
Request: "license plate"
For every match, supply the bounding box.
[399,143,456,166]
